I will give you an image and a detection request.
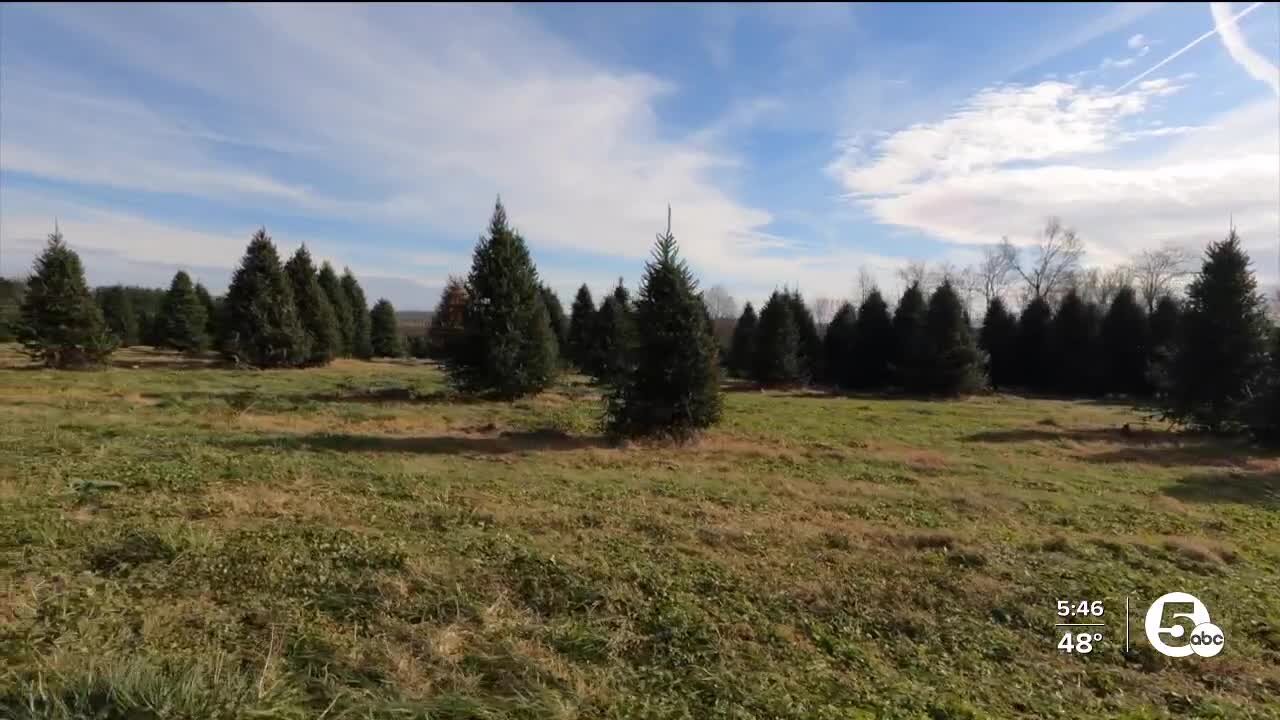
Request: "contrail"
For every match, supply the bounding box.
[1117,1,1266,91]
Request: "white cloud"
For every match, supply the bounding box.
[1128,33,1147,49]
[1210,2,1280,95]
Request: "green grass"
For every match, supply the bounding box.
[1,345,1278,719]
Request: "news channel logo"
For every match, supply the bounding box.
[1144,592,1225,658]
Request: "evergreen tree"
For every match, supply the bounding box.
[447,199,559,397]
[341,269,373,359]
[920,281,985,395]
[157,270,209,353]
[1051,290,1104,395]
[0,277,25,342]
[751,290,802,386]
[892,283,929,391]
[822,302,857,387]
[427,277,468,360]
[1017,296,1054,392]
[220,229,310,368]
[1148,295,1181,372]
[194,282,219,342]
[978,297,1018,391]
[588,282,636,382]
[605,210,721,439]
[727,302,758,379]
[318,262,354,356]
[369,299,403,358]
[1101,287,1150,395]
[1159,230,1270,431]
[1248,328,1280,445]
[284,246,340,366]
[850,290,894,389]
[566,284,597,371]
[95,286,139,347]
[786,291,822,383]
[407,333,431,359]
[539,284,570,361]
[17,228,116,368]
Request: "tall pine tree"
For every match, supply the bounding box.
[892,283,929,391]
[851,290,894,389]
[1248,328,1280,445]
[1051,290,1104,396]
[978,297,1018,391]
[727,302,758,379]
[284,246,340,366]
[1159,230,1270,431]
[158,270,209,353]
[539,284,570,361]
[220,229,310,368]
[588,282,636,383]
[787,291,822,383]
[318,262,354,356]
[18,228,116,368]
[447,199,559,397]
[605,209,721,439]
[427,277,468,360]
[194,282,219,344]
[822,302,857,388]
[1101,287,1150,395]
[1017,296,1054,392]
[920,281,984,395]
[342,269,373,360]
[370,298,403,358]
[1148,295,1181,379]
[752,290,802,386]
[566,285,596,371]
[95,286,139,347]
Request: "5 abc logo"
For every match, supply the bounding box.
[1144,592,1225,658]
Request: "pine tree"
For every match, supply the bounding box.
[605,209,721,439]
[893,283,929,391]
[1051,290,1104,396]
[0,277,25,342]
[427,277,468,360]
[17,228,116,368]
[1248,328,1280,445]
[447,199,559,397]
[539,284,570,361]
[1148,295,1181,369]
[822,302,857,388]
[727,302,758,378]
[566,284,597,371]
[920,281,985,395]
[318,262,354,356]
[341,269,373,360]
[284,246,340,366]
[1159,230,1270,431]
[978,297,1018,391]
[96,286,139,347]
[751,290,802,386]
[1017,296,1054,392]
[589,282,636,382]
[369,298,403,358]
[157,270,209,353]
[1101,287,1150,395]
[787,291,822,383]
[850,290,894,389]
[220,229,310,368]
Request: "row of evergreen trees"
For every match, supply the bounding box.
[13,227,408,369]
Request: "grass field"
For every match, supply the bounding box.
[1,345,1278,719]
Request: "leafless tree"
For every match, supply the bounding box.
[702,284,738,320]
[812,296,839,326]
[855,265,878,303]
[1014,217,1085,302]
[1076,265,1134,307]
[1133,244,1194,312]
[897,260,931,294]
[975,239,1019,305]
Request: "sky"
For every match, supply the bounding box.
[1,2,1278,311]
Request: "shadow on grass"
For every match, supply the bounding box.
[963,427,1183,445]
[1164,471,1280,509]
[966,426,1273,467]
[227,429,613,455]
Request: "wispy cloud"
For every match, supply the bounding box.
[1128,33,1147,50]
[1118,1,1268,91]
[1209,1,1280,95]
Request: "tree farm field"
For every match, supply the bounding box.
[2,346,1279,719]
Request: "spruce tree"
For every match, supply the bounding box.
[1159,230,1270,431]
[920,281,984,395]
[158,270,209,353]
[566,284,596,371]
[427,277,468,360]
[369,298,403,358]
[17,228,116,368]
[978,297,1018,391]
[751,290,802,386]
[892,283,929,391]
[1148,295,1181,366]
[318,262,354,356]
[194,282,218,342]
[1017,296,1054,392]
[850,290,894,389]
[787,291,822,383]
[1051,290,1104,396]
[96,286,139,347]
[539,284,570,361]
[1101,287,1150,395]
[0,278,24,342]
[447,199,559,398]
[220,229,310,368]
[605,210,721,439]
[1249,329,1280,445]
[822,302,857,388]
[341,269,373,360]
[727,302,758,379]
[588,282,636,383]
[284,246,340,366]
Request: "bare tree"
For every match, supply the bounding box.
[855,265,878,303]
[1076,265,1134,307]
[702,284,738,320]
[1014,217,1085,302]
[811,296,839,326]
[897,260,931,294]
[1133,244,1193,312]
[976,239,1019,305]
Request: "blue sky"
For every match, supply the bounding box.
[1,2,1277,311]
